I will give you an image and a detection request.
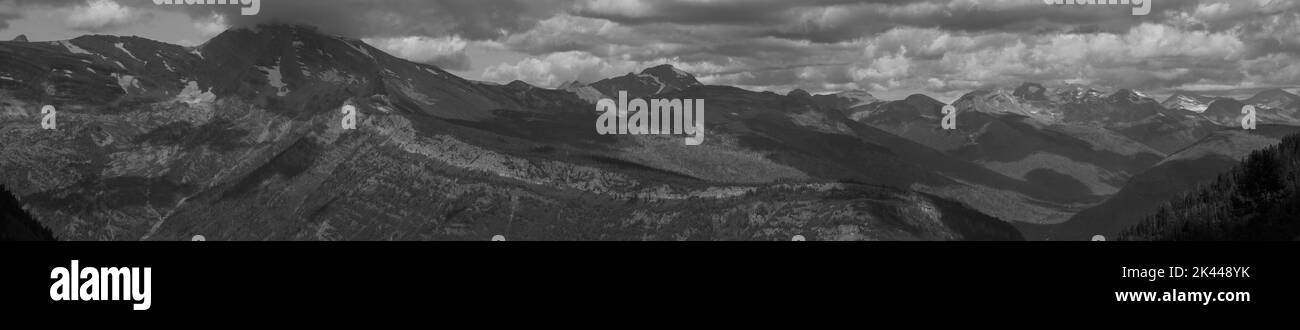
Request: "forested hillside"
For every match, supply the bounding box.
[0,185,54,241]
[1119,134,1300,241]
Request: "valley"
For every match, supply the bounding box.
[2,25,1298,241]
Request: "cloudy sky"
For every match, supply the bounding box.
[2,0,1299,101]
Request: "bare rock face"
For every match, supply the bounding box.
[11,35,27,42]
[588,64,703,99]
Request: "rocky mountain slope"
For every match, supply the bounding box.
[4,25,1296,241]
[1118,132,1300,241]
[1028,89,1300,240]
[588,64,702,99]
[1022,125,1300,240]
[847,87,1167,224]
[0,25,1022,241]
[850,82,1300,235]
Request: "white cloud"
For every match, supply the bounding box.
[193,13,229,39]
[852,47,911,81]
[482,51,638,87]
[65,0,148,32]
[363,36,472,71]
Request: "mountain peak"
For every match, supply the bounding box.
[904,93,944,108]
[1053,84,1107,103]
[787,89,812,98]
[1107,89,1154,104]
[1203,98,1248,122]
[207,24,333,47]
[1110,89,1138,97]
[200,23,385,70]
[640,64,685,75]
[243,23,321,34]
[1246,88,1300,109]
[506,80,534,89]
[1013,82,1048,101]
[639,64,701,86]
[556,80,585,89]
[11,34,28,42]
[589,64,702,98]
[1251,88,1299,99]
[1161,91,1214,113]
[806,90,878,111]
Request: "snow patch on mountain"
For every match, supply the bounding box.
[175,81,215,106]
[261,63,288,96]
[58,41,93,55]
[960,89,1062,123]
[167,81,218,125]
[422,67,442,77]
[1166,95,1210,112]
[100,58,127,70]
[558,81,606,103]
[346,40,373,60]
[638,73,666,94]
[114,42,139,62]
[1056,85,1107,103]
[392,79,440,107]
[111,73,140,92]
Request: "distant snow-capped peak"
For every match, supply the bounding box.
[1161,92,1215,113]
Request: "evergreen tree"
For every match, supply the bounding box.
[1119,134,1300,241]
[0,185,55,241]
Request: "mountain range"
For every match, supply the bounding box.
[1,25,1297,240]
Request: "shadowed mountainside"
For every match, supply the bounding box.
[0,25,1022,241]
[1118,132,1300,241]
[0,184,54,241]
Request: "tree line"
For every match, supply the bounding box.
[0,184,56,241]
[1119,133,1300,241]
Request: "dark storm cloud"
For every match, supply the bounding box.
[494,0,1297,98]
[0,0,89,30]
[0,0,571,40]
[9,0,1300,98]
[169,0,572,40]
[572,0,1201,43]
[573,0,880,26]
